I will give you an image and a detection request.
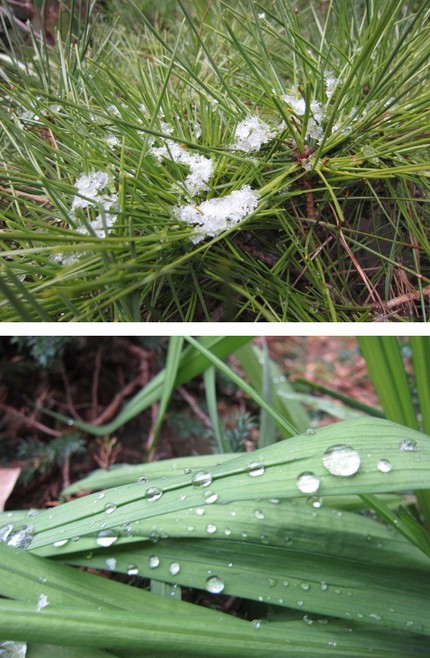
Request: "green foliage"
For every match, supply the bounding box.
[1,0,429,320]
[1,336,430,656]
[11,337,73,368]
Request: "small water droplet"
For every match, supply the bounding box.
[377,459,392,473]
[127,564,139,575]
[169,562,181,575]
[320,581,328,591]
[36,594,49,612]
[96,491,106,501]
[122,523,131,534]
[53,539,69,548]
[138,476,148,485]
[7,525,34,550]
[297,600,304,607]
[196,508,205,516]
[205,575,225,593]
[105,558,117,570]
[206,523,217,534]
[254,509,265,520]
[192,471,213,487]
[224,528,232,536]
[246,461,265,477]
[95,530,118,547]
[399,439,418,451]
[268,578,278,588]
[104,503,117,514]
[322,445,360,476]
[184,467,192,474]
[251,619,263,630]
[145,487,163,502]
[204,491,218,504]
[0,524,14,543]
[369,612,382,621]
[296,472,320,494]
[305,428,316,436]
[66,418,75,426]
[282,580,289,587]
[307,496,323,508]
[300,582,310,591]
[148,555,160,569]
[303,614,314,625]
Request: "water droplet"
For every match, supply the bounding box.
[0,524,14,543]
[300,582,310,591]
[296,472,320,494]
[138,476,148,485]
[36,594,49,612]
[148,555,160,569]
[145,487,163,502]
[196,508,205,516]
[204,491,218,504]
[7,526,34,550]
[322,445,360,476]
[399,439,418,451]
[246,461,265,477]
[369,612,382,621]
[377,459,392,473]
[251,619,263,630]
[105,558,117,570]
[184,467,192,474]
[66,418,75,426]
[205,575,225,593]
[192,471,213,487]
[122,523,131,534]
[169,562,181,575]
[0,642,27,657]
[96,491,106,501]
[268,578,278,588]
[224,528,232,536]
[305,428,316,436]
[104,503,117,514]
[254,509,265,520]
[307,496,323,508]
[297,600,304,607]
[206,523,217,534]
[269,498,280,504]
[127,564,139,575]
[303,614,314,625]
[328,640,337,648]
[53,539,69,548]
[282,580,289,587]
[320,581,328,591]
[95,530,118,547]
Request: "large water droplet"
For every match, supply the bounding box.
[192,471,213,487]
[145,487,163,502]
[169,562,181,575]
[0,641,27,657]
[377,459,392,473]
[7,526,34,550]
[296,472,320,494]
[322,445,360,476]
[246,461,265,477]
[148,555,160,569]
[95,530,118,548]
[399,439,418,451]
[205,575,225,594]
[104,503,117,514]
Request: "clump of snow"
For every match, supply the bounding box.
[175,185,260,244]
[233,116,274,152]
[53,171,118,265]
[281,94,306,116]
[150,139,213,196]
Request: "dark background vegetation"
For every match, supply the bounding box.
[0,336,377,510]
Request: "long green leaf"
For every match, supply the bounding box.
[357,337,418,429]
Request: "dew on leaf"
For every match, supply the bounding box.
[104,503,117,514]
[399,439,418,451]
[148,555,160,569]
[127,564,139,576]
[296,472,320,494]
[196,508,205,516]
[377,459,392,473]
[53,539,69,548]
[206,523,217,534]
[105,558,117,570]
[192,471,213,487]
[145,487,163,502]
[246,461,265,477]
[205,575,225,594]
[137,476,148,485]
[0,524,14,543]
[204,491,218,504]
[169,562,181,575]
[7,526,34,550]
[95,530,118,548]
[322,444,360,476]
[305,428,316,436]
[307,496,323,508]
[254,509,265,520]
